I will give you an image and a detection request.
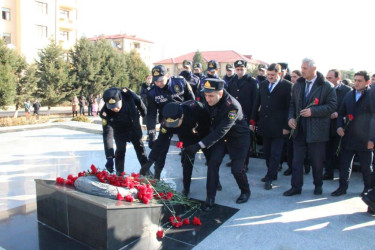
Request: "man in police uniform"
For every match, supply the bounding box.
[227,60,258,171]
[179,60,200,95]
[146,65,195,148]
[140,101,210,195]
[193,62,205,81]
[223,63,236,86]
[185,78,251,211]
[100,87,148,175]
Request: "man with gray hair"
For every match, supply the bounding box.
[284,58,337,196]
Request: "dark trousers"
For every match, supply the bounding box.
[114,129,148,173]
[88,105,93,116]
[324,135,340,176]
[338,148,373,190]
[291,133,326,191]
[181,146,209,192]
[79,106,85,115]
[206,137,250,199]
[263,136,285,181]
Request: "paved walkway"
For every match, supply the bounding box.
[0,120,374,249]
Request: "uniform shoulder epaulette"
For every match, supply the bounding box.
[183,100,197,107]
[226,97,233,106]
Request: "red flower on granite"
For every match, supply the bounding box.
[193,217,202,226]
[125,195,134,202]
[177,141,184,149]
[156,230,164,239]
[56,177,65,184]
[183,218,190,225]
[116,193,124,201]
[90,164,98,174]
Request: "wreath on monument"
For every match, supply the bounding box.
[56,164,202,239]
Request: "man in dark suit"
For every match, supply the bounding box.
[323,69,351,180]
[284,58,337,196]
[331,71,374,197]
[227,60,258,171]
[250,63,292,190]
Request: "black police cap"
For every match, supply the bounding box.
[207,60,218,71]
[278,62,288,70]
[183,60,193,68]
[226,63,234,71]
[258,64,267,71]
[201,78,225,93]
[152,65,168,82]
[234,60,247,68]
[162,102,183,128]
[193,63,202,69]
[103,88,122,109]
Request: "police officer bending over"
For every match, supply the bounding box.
[140,101,210,196]
[100,87,148,175]
[185,78,251,211]
[146,65,195,148]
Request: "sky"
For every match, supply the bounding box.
[78,0,375,74]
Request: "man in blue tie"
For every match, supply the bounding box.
[284,58,337,196]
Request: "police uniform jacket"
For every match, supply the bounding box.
[201,90,250,149]
[288,71,337,143]
[329,83,351,136]
[227,73,258,123]
[180,71,200,95]
[100,88,146,139]
[337,87,375,151]
[251,78,292,138]
[146,76,195,132]
[223,74,236,86]
[148,100,210,161]
[140,82,153,107]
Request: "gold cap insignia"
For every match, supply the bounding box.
[208,63,214,68]
[237,61,242,65]
[108,98,116,104]
[165,118,178,122]
[204,81,211,88]
[153,69,160,76]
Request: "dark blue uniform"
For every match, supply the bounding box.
[223,74,236,86]
[148,100,210,192]
[180,71,200,96]
[100,88,148,174]
[146,76,195,134]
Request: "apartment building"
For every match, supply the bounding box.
[1,0,78,63]
[88,34,154,69]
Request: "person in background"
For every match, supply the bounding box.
[72,96,79,117]
[79,95,86,116]
[140,74,153,125]
[290,70,302,84]
[180,60,200,95]
[33,99,41,120]
[370,73,375,87]
[88,94,94,116]
[24,98,31,117]
[256,64,267,84]
[223,63,236,86]
[92,98,98,116]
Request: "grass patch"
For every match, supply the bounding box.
[0,116,50,127]
[52,118,66,123]
[72,115,90,123]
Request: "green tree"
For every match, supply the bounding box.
[125,49,149,93]
[14,59,34,116]
[0,39,26,109]
[341,69,355,81]
[193,50,206,71]
[247,64,259,78]
[35,39,70,111]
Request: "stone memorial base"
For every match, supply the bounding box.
[35,179,163,250]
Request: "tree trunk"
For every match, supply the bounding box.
[48,106,51,116]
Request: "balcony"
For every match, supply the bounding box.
[59,18,76,31]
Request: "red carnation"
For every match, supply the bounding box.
[125,195,134,202]
[177,141,184,149]
[117,193,124,201]
[90,164,98,174]
[142,197,149,204]
[314,98,319,105]
[56,177,65,184]
[156,230,164,239]
[250,119,256,125]
[193,217,202,226]
[348,114,354,121]
[183,218,190,225]
[67,174,74,180]
[173,221,183,228]
[65,179,73,186]
[166,192,173,200]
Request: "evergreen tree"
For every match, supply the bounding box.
[193,50,206,71]
[341,69,355,81]
[125,49,149,93]
[35,39,70,110]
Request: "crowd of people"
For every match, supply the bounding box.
[24,98,41,119]
[98,58,375,213]
[71,94,103,117]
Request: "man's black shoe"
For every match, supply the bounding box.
[361,188,371,197]
[362,195,375,213]
[367,206,375,214]
[217,181,222,191]
[314,186,322,195]
[331,187,347,196]
[323,173,334,180]
[304,164,310,174]
[283,168,292,176]
[265,181,272,190]
[283,188,301,196]
[203,198,215,212]
[226,161,232,167]
[236,192,250,204]
[182,189,189,197]
[261,176,277,182]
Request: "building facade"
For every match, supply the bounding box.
[1,0,78,63]
[88,34,154,69]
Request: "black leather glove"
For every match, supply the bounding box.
[184,143,201,156]
[105,158,114,173]
[148,133,156,149]
[140,160,155,176]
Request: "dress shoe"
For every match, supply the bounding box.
[226,161,232,167]
[314,186,322,195]
[217,181,222,191]
[361,188,372,197]
[182,189,189,196]
[323,173,334,180]
[203,198,215,212]
[264,181,272,190]
[331,187,347,196]
[236,192,250,204]
[283,168,292,176]
[362,195,375,213]
[153,169,161,180]
[367,207,375,214]
[283,188,301,196]
[261,176,277,182]
[304,164,310,174]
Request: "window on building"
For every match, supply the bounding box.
[35,1,48,15]
[60,30,69,41]
[2,8,10,20]
[60,9,69,19]
[133,43,140,49]
[3,33,11,44]
[35,25,48,38]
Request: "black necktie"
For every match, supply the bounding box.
[269,82,274,92]
[305,81,312,98]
